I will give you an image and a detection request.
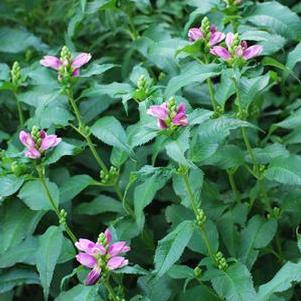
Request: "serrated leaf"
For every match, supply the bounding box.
[37,226,63,300]
[154,220,194,277]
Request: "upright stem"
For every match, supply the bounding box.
[103,277,119,301]
[36,165,77,243]
[207,78,218,113]
[14,91,24,126]
[182,172,215,261]
[227,170,240,203]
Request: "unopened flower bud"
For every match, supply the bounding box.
[11,61,22,87]
[60,46,72,63]
[194,266,202,278]
[196,209,207,227]
[59,209,67,225]
[201,17,210,39]
[214,251,228,270]
[177,165,188,175]
[31,126,40,138]
[98,232,106,245]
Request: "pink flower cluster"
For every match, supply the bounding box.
[188,25,262,61]
[147,102,188,129]
[40,52,91,77]
[210,32,262,61]
[188,25,225,47]
[19,130,61,159]
[75,229,130,285]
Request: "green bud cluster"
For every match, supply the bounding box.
[133,75,152,102]
[194,266,202,278]
[177,165,188,175]
[11,161,26,177]
[267,207,282,220]
[214,251,228,271]
[59,209,67,225]
[201,17,211,41]
[31,126,40,140]
[100,166,119,185]
[196,209,207,227]
[236,108,248,120]
[58,46,73,84]
[98,232,107,245]
[11,61,22,87]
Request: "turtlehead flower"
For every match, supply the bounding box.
[75,229,130,285]
[40,49,91,78]
[188,25,225,46]
[19,128,61,159]
[147,100,189,129]
[210,32,263,61]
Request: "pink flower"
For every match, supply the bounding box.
[19,129,61,160]
[40,52,91,77]
[210,32,263,61]
[188,25,225,46]
[147,102,189,129]
[75,229,130,286]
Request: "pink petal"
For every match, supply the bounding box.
[71,53,92,69]
[235,45,244,57]
[147,103,168,120]
[243,45,263,60]
[209,32,225,46]
[76,253,97,268]
[104,229,112,244]
[107,256,128,270]
[177,103,186,114]
[85,266,101,285]
[210,46,231,60]
[210,25,217,34]
[188,28,203,42]
[157,119,168,129]
[72,68,80,77]
[172,113,189,126]
[39,130,46,139]
[19,131,35,148]
[225,32,235,49]
[75,239,96,253]
[25,148,41,159]
[40,134,61,150]
[40,56,62,70]
[109,242,131,257]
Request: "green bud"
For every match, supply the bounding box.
[11,161,24,176]
[214,251,228,271]
[194,266,202,278]
[177,165,188,175]
[31,126,40,138]
[59,209,67,225]
[11,61,22,87]
[60,46,72,62]
[201,17,210,39]
[196,209,207,227]
[98,232,106,245]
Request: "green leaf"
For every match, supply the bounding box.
[210,262,257,301]
[257,261,301,301]
[0,27,48,53]
[165,63,221,97]
[74,194,124,215]
[80,63,116,77]
[36,226,63,300]
[287,42,301,70]
[179,285,221,301]
[246,1,301,41]
[0,201,43,253]
[216,69,236,106]
[18,179,60,210]
[55,284,100,301]
[45,141,77,165]
[167,264,194,279]
[265,154,301,186]
[238,215,277,268]
[0,175,24,198]
[0,236,38,268]
[276,108,301,129]
[60,175,94,203]
[239,73,271,108]
[165,128,194,167]
[134,167,173,230]
[91,116,133,156]
[154,220,195,277]
[0,269,40,293]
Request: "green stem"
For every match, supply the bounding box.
[103,277,119,301]
[227,170,240,203]
[196,278,223,301]
[14,92,24,126]
[241,127,258,170]
[36,166,77,243]
[207,78,218,113]
[182,172,215,260]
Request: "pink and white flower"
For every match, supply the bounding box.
[210,32,263,61]
[188,25,225,46]
[40,52,91,77]
[19,129,61,160]
[75,229,130,285]
[147,102,189,129]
